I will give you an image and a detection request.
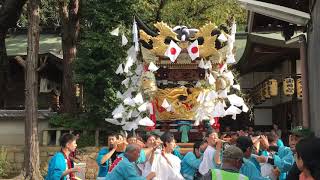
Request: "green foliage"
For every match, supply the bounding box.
[49,113,120,130]
[75,0,136,126]
[18,0,60,28]
[49,113,75,128]
[0,147,9,177]
[133,0,247,30]
[76,134,95,148]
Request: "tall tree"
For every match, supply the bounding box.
[0,0,27,107]
[75,0,135,126]
[24,0,42,178]
[59,0,80,114]
[133,0,246,29]
[18,0,60,29]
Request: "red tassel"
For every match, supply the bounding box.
[212,117,221,131]
[146,101,156,131]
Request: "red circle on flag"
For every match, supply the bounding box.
[170,47,176,55]
[191,46,198,54]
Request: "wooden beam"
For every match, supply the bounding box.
[248,11,254,33]
[36,55,48,72]
[14,56,26,68]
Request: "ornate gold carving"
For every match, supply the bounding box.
[139,30,152,43]
[216,76,228,91]
[140,72,157,97]
[154,87,202,120]
[139,22,179,57]
[154,22,178,40]
[194,23,219,59]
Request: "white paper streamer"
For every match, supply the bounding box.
[227,94,244,107]
[198,59,205,69]
[105,118,124,125]
[132,110,140,117]
[132,19,139,52]
[204,61,212,70]
[121,34,128,46]
[110,27,120,36]
[112,104,125,119]
[208,73,216,85]
[138,102,148,112]
[116,91,123,99]
[123,97,135,106]
[116,64,123,74]
[242,104,249,113]
[121,78,130,88]
[135,64,143,75]
[206,90,217,101]
[133,93,144,105]
[161,99,170,109]
[148,62,159,72]
[218,33,228,42]
[218,90,228,98]
[232,84,241,90]
[122,121,139,131]
[139,117,155,126]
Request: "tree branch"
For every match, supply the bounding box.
[155,0,166,22]
[36,55,48,72]
[188,4,215,18]
[14,56,26,68]
[58,0,69,27]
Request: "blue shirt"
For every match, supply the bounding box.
[240,158,270,180]
[46,152,67,180]
[277,139,284,148]
[181,152,201,180]
[96,147,110,177]
[274,146,294,180]
[173,146,184,160]
[249,155,261,173]
[106,155,146,180]
[137,149,146,164]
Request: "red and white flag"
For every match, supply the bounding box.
[188,40,199,61]
[164,40,181,63]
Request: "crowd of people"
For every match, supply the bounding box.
[45,125,320,180]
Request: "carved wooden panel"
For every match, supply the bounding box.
[155,68,205,81]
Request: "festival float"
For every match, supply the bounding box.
[106,17,249,140]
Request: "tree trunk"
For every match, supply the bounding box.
[0,30,8,108]
[24,0,42,179]
[59,0,80,114]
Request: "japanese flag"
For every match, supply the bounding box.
[164,40,181,63]
[188,40,199,61]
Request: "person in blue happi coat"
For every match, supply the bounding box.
[181,140,208,180]
[46,133,80,180]
[96,133,122,178]
[106,144,156,180]
[256,133,295,180]
[236,136,270,180]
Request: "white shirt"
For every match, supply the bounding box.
[151,153,184,180]
[199,145,216,175]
